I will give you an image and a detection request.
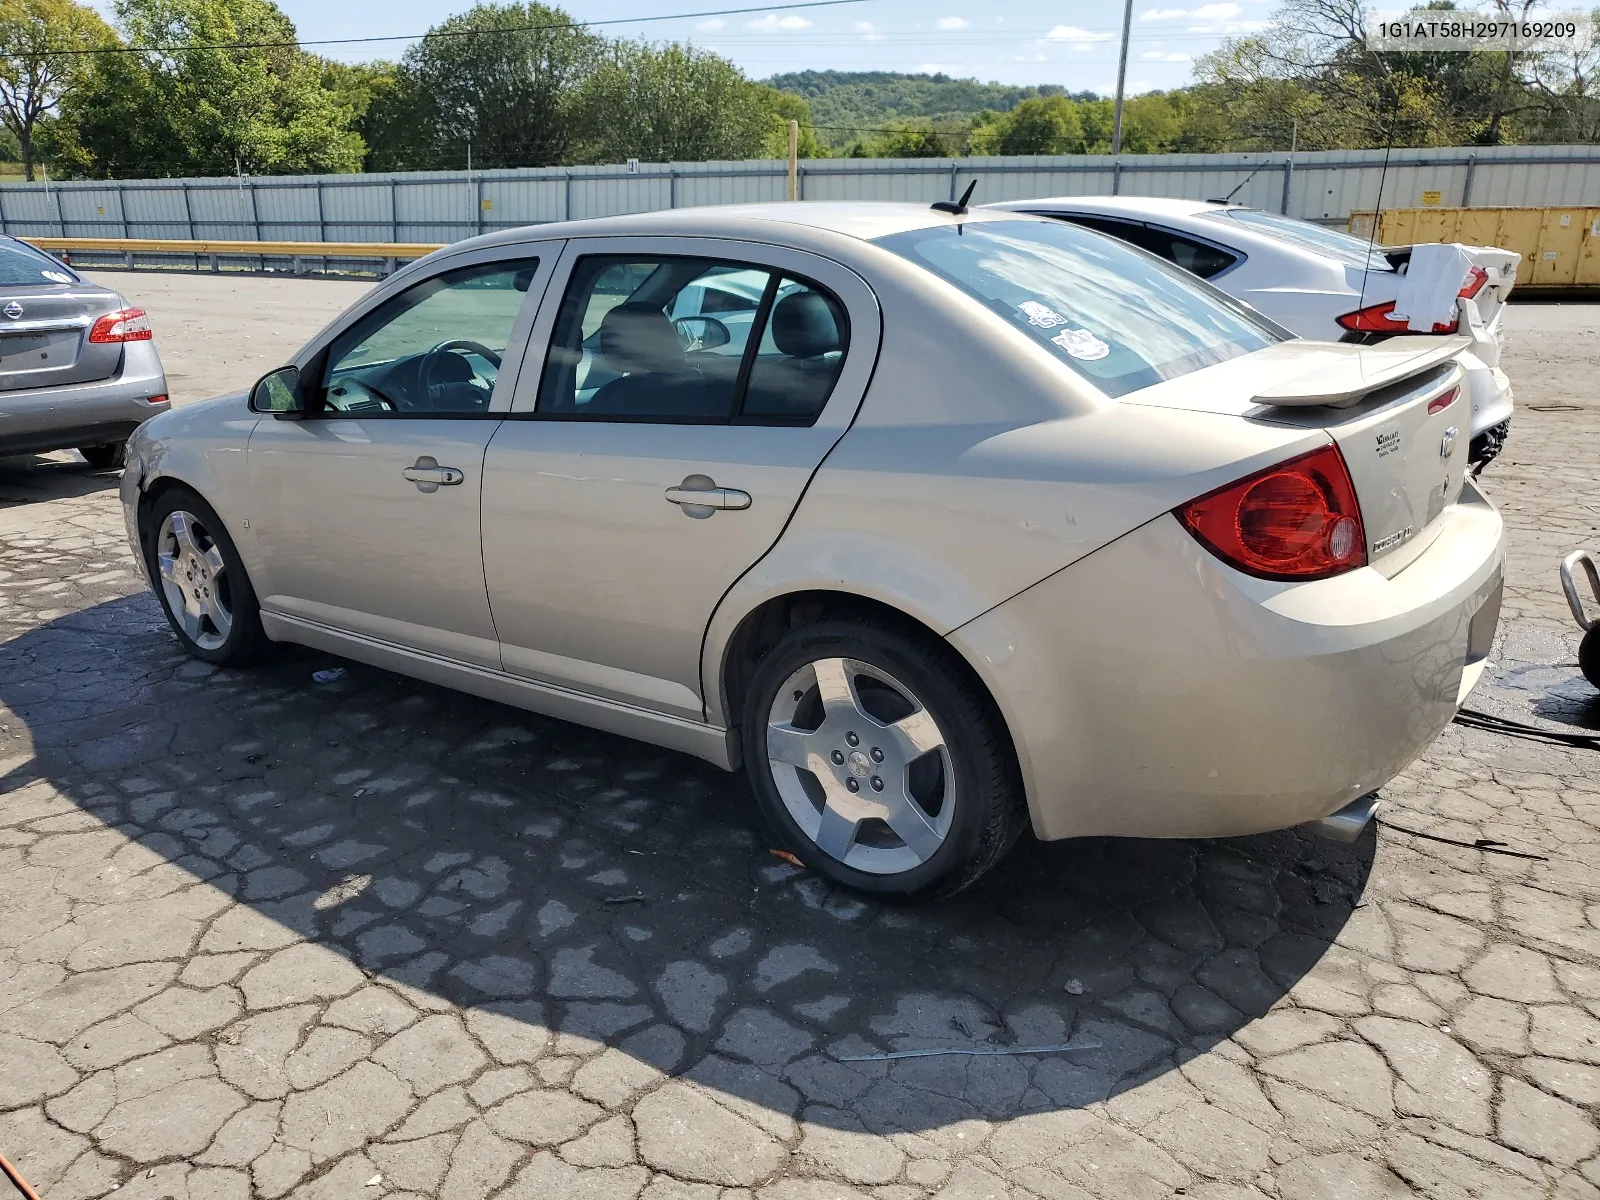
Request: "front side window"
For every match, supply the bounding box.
[536,255,849,425]
[0,240,78,287]
[875,219,1280,398]
[319,259,538,415]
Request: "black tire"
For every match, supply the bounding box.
[740,617,1026,902]
[79,441,127,470]
[142,485,271,666]
[1581,626,1600,691]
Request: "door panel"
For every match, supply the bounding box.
[482,422,842,717]
[482,235,881,720]
[248,418,504,667]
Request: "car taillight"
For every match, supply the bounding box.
[1337,266,1490,336]
[1427,385,1461,415]
[1176,443,1367,581]
[88,308,152,343]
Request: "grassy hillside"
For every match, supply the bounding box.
[766,71,1099,149]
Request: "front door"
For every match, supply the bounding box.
[481,238,879,719]
[247,255,546,668]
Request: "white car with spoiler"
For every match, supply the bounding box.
[121,203,1504,899]
[989,196,1520,469]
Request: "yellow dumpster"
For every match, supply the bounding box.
[1348,206,1600,288]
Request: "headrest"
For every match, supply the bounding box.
[771,290,843,359]
[599,303,683,375]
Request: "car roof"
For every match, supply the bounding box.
[986,195,1233,221]
[468,201,1041,252]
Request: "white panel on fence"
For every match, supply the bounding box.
[7,146,1599,248]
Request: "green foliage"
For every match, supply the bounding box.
[767,70,1095,149]
[0,0,115,179]
[53,0,362,177]
[574,41,787,164]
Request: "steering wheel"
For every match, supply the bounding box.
[416,339,503,411]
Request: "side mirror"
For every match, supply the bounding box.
[673,316,731,352]
[250,365,305,417]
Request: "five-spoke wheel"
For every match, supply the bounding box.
[743,618,1025,900]
[144,486,269,665]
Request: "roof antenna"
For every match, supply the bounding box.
[932,178,978,216]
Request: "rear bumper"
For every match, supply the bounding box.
[949,479,1505,841]
[1459,350,1513,442]
[0,341,168,456]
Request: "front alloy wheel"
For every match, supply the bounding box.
[157,510,234,650]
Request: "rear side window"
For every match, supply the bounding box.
[1051,215,1239,280]
[536,255,848,425]
[0,240,78,287]
[875,219,1280,398]
[1205,209,1393,270]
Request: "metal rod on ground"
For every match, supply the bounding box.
[787,120,799,202]
[1110,0,1135,155]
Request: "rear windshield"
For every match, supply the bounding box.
[0,239,79,287]
[1204,209,1392,270]
[874,219,1280,398]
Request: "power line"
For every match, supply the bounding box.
[37,0,877,56]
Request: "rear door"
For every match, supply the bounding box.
[481,237,880,720]
[0,242,123,391]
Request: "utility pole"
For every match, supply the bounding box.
[786,120,799,201]
[1110,0,1135,155]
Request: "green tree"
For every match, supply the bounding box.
[576,42,781,163]
[373,3,600,171]
[54,0,362,177]
[852,121,965,157]
[970,96,1086,155]
[760,87,825,158]
[0,0,114,180]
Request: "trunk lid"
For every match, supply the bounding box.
[0,286,126,392]
[1125,339,1472,567]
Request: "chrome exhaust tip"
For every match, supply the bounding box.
[1303,794,1380,844]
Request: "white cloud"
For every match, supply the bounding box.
[1141,3,1241,19]
[1012,52,1048,61]
[746,13,813,31]
[1142,49,1193,60]
[915,62,956,73]
[697,16,726,30]
[1044,24,1114,42]
[1186,18,1268,31]
[936,16,972,30]
[854,19,884,39]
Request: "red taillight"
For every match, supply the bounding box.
[1427,385,1461,415]
[1337,266,1489,336]
[88,308,152,343]
[1177,443,1367,581]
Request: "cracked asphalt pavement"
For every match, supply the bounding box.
[1,275,1598,1200]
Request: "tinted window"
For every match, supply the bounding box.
[320,259,537,415]
[537,257,848,426]
[1205,209,1392,270]
[0,240,78,287]
[741,279,848,424]
[875,220,1280,398]
[1135,228,1239,279]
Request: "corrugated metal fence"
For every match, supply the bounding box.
[4,144,1598,244]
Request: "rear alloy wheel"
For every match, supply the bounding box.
[144,487,269,665]
[78,442,126,470]
[742,619,1025,900]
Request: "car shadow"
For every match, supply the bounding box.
[0,593,1376,1134]
[0,453,123,507]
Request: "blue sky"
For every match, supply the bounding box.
[91,0,1276,95]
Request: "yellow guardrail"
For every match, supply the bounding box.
[1349,206,1600,288]
[23,236,446,260]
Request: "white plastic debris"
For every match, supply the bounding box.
[1063,978,1086,995]
[1390,243,1478,332]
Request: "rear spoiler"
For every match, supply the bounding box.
[1251,336,1470,409]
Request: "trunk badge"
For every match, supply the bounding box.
[1441,427,1458,458]
[3,301,22,319]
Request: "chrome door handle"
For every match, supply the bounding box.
[665,476,752,517]
[403,457,464,493]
